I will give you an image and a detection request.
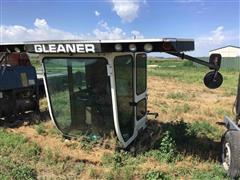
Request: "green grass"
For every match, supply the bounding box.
[191,164,230,180]
[148,59,239,95]
[167,91,189,100]
[0,129,39,179]
[188,121,222,140]
[0,157,37,180]
[145,170,170,180]
[174,103,191,113]
[1,57,237,179]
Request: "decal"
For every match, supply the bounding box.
[33,44,96,53]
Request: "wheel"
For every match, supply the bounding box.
[221,130,240,178]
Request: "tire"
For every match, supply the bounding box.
[221,130,240,178]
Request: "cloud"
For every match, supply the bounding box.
[95,10,100,17]
[93,21,144,40]
[0,18,81,43]
[34,18,48,28]
[0,18,144,43]
[93,20,126,39]
[111,0,145,23]
[193,26,239,56]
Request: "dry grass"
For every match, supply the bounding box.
[1,64,237,179]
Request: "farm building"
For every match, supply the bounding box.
[209,45,240,57]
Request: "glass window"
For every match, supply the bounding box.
[136,54,147,95]
[114,55,134,142]
[44,58,114,137]
[136,99,147,121]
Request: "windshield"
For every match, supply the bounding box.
[43,57,114,137]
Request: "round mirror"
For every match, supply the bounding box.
[204,71,223,89]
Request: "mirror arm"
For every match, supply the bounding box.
[167,52,219,70]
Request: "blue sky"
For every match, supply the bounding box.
[0,0,239,56]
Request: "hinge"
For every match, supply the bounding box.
[107,64,113,76]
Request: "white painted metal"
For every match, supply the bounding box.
[41,61,59,130]
[23,38,193,45]
[134,53,147,136]
[223,142,231,171]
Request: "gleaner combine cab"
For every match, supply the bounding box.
[3,38,237,176]
[0,39,223,147]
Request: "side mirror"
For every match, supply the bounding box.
[209,54,221,70]
[204,71,223,89]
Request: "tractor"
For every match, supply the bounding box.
[0,51,40,121]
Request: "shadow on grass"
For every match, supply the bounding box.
[132,119,221,162]
[1,112,221,162]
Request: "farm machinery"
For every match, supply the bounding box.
[1,38,239,178]
[0,51,40,120]
[220,74,240,178]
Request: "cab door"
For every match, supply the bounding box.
[114,55,135,143]
[113,53,147,147]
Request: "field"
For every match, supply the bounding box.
[0,59,239,179]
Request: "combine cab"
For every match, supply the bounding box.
[3,38,238,177]
[0,52,39,119]
[0,39,223,147]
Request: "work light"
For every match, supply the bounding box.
[129,44,137,52]
[114,44,122,52]
[144,43,153,52]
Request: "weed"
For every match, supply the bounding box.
[159,131,177,162]
[0,157,37,180]
[160,120,190,145]
[89,167,99,179]
[145,170,170,180]
[24,142,42,161]
[113,152,124,168]
[147,131,180,163]
[35,123,47,136]
[101,152,114,167]
[122,165,134,180]
[11,165,37,180]
[43,148,60,165]
[174,103,191,113]
[74,162,84,175]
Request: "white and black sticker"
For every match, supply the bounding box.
[26,43,100,53]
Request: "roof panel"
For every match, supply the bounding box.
[0,38,194,54]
